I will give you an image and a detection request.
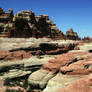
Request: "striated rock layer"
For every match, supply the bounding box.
[0,40,92,92]
[0,38,77,61]
[0,8,80,40]
[0,8,66,40]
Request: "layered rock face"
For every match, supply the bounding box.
[0,8,81,40]
[0,8,66,40]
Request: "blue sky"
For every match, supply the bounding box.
[0,0,92,37]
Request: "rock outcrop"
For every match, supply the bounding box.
[0,37,79,92]
[0,8,13,38]
[0,8,66,40]
[0,39,92,92]
[0,38,77,61]
[66,28,80,40]
[0,8,81,40]
[28,69,55,89]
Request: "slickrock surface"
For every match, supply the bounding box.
[41,45,92,92]
[60,54,92,75]
[43,73,83,92]
[0,37,92,92]
[0,38,77,61]
[0,55,56,78]
[0,55,56,91]
[57,74,92,92]
[28,69,55,89]
[78,42,92,51]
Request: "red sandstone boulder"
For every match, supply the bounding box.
[41,51,90,72]
[60,53,92,75]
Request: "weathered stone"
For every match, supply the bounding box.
[43,73,83,92]
[28,69,55,89]
[0,78,26,92]
[0,38,77,61]
[0,50,31,61]
[41,51,89,72]
[66,28,80,40]
[0,8,67,40]
[60,53,92,75]
[56,74,92,92]
[0,70,31,79]
[78,43,92,51]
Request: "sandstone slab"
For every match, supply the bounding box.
[43,73,83,92]
[28,69,55,89]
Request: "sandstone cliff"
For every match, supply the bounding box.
[0,8,66,40]
[0,8,80,40]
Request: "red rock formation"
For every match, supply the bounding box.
[0,51,31,61]
[0,8,67,40]
[0,41,76,61]
[60,53,92,75]
[41,51,90,72]
[0,8,81,40]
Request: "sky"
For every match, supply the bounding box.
[0,0,92,38]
